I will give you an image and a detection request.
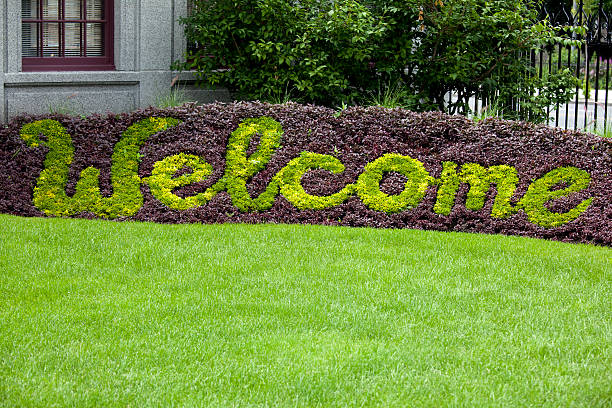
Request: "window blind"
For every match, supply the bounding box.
[22,0,105,58]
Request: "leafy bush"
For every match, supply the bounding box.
[0,102,610,245]
[177,0,582,122]
[178,0,385,106]
[374,0,582,121]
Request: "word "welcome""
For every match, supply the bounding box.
[20,116,593,228]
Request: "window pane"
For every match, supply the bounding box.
[86,23,104,56]
[42,22,60,57]
[42,0,59,19]
[87,0,104,20]
[65,23,82,56]
[21,0,110,65]
[22,22,40,57]
[21,0,39,19]
[65,0,83,20]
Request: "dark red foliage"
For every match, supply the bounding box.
[0,102,610,246]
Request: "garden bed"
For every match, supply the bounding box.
[0,102,610,245]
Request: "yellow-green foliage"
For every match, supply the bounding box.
[21,116,594,228]
[518,166,593,228]
[355,154,432,213]
[223,117,284,211]
[20,117,179,218]
[277,152,356,210]
[20,119,75,216]
[433,162,519,218]
[145,153,214,210]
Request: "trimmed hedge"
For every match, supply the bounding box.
[0,102,610,245]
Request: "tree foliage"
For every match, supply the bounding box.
[176,0,583,122]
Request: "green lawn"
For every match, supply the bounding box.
[0,214,610,407]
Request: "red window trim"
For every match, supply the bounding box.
[22,0,115,72]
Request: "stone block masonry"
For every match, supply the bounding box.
[0,0,230,123]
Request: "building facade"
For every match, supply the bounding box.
[0,0,229,122]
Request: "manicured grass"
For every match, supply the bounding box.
[0,214,610,407]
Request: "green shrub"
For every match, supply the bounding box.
[178,0,385,106]
[178,0,582,122]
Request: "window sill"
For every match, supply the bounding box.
[22,64,116,72]
[22,58,115,72]
[4,71,141,86]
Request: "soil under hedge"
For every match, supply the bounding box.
[1,102,610,246]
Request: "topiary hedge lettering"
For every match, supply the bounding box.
[0,102,610,245]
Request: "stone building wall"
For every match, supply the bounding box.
[0,0,229,122]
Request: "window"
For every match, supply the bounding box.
[22,0,114,71]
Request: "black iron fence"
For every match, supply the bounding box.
[541,0,612,131]
[465,0,612,132]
